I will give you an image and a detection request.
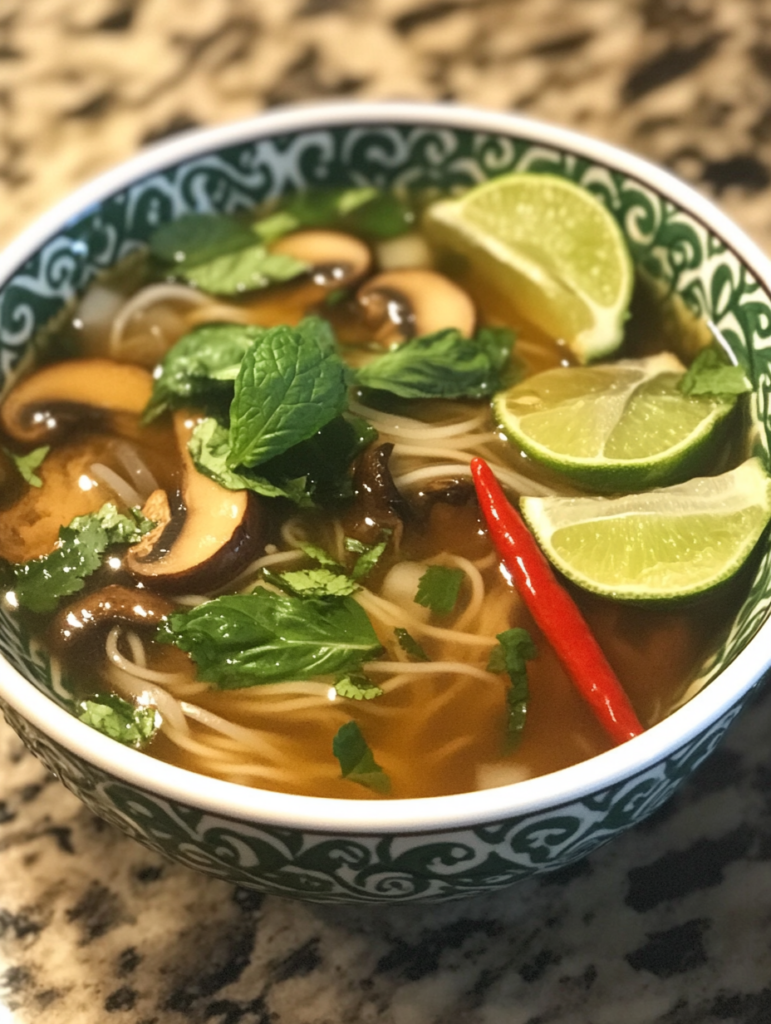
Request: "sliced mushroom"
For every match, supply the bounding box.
[356,269,476,349]
[125,411,262,593]
[343,442,410,544]
[271,230,372,288]
[0,358,153,445]
[50,585,174,651]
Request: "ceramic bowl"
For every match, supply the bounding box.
[1,102,771,904]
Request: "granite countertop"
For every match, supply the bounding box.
[2,1,771,1021]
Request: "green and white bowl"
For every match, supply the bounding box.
[1,103,771,904]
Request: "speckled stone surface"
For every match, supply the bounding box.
[2,1,771,1021]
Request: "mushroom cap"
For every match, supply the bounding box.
[271,230,372,288]
[0,358,153,445]
[50,584,174,651]
[125,411,263,594]
[356,269,476,348]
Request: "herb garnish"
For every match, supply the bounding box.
[11,504,155,614]
[332,720,391,794]
[253,187,412,243]
[679,348,752,397]
[77,694,160,748]
[414,565,466,615]
[394,627,429,662]
[158,590,383,687]
[487,627,537,751]
[334,673,384,701]
[5,445,50,488]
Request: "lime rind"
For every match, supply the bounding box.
[425,173,634,363]
[520,458,771,601]
[494,354,737,493]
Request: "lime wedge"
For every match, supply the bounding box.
[519,458,771,601]
[493,353,737,492]
[424,172,634,362]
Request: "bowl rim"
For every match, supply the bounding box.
[1,99,771,835]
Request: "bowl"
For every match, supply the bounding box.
[1,102,771,904]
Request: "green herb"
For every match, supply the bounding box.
[275,568,358,599]
[334,673,384,700]
[487,627,537,751]
[299,542,341,567]
[356,326,515,400]
[679,347,752,397]
[77,694,160,748]
[5,445,50,487]
[149,212,307,295]
[189,418,311,504]
[253,188,412,243]
[12,504,154,613]
[394,627,429,661]
[332,720,391,794]
[182,246,307,295]
[228,318,350,468]
[143,324,264,421]
[158,589,383,687]
[414,565,466,615]
[344,534,390,579]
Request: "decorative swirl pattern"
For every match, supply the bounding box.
[0,120,770,902]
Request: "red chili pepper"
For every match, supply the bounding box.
[470,457,644,745]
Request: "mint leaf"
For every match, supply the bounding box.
[276,568,358,598]
[6,445,49,487]
[334,673,384,700]
[228,317,349,469]
[181,245,307,295]
[414,565,465,615]
[189,417,310,504]
[150,213,256,265]
[679,348,752,397]
[77,694,159,748]
[332,720,390,793]
[253,188,411,243]
[394,627,429,661]
[158,590,383,687]
[487,627,536,751]
[144,324,264,421]
[356,327,515,400]
[12,503,152,613]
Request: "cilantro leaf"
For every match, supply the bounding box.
[679,348,752,397]
[228,318,350,469]
[356,327,515,400]
[487,627,537,751]
[414,565,466,615]
[11,504,153,613]
[344,534,390,579]
[334,673,384,700]
[158,590,383,687]
[332,720,391,793]
[77,694,160,748]
[299,542,341,567]
[276,568,358,599]
[5,445,49,487]
[144,323,264,421]
[394,627,429,661]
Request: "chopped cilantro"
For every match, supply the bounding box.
[414,565,466,615]
[275,568,358,599]
[77,694,159,748]
[332,720,390,794]
[394,627,429,662]
[5,445,49,487]
[487,628,537,751]
[299,542,341,568]
[334,673,384,701]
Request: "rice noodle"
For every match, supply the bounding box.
[364,660,500,685]
[392,461,556,496]
[179,702,286,755]
[356,588,497,646]
[105,627,189,685]
[349,398,488,439]
[109,283,208,356]
[114,443,159,499]
[90,463,143,507]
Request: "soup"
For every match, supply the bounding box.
[0,182,756,800]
